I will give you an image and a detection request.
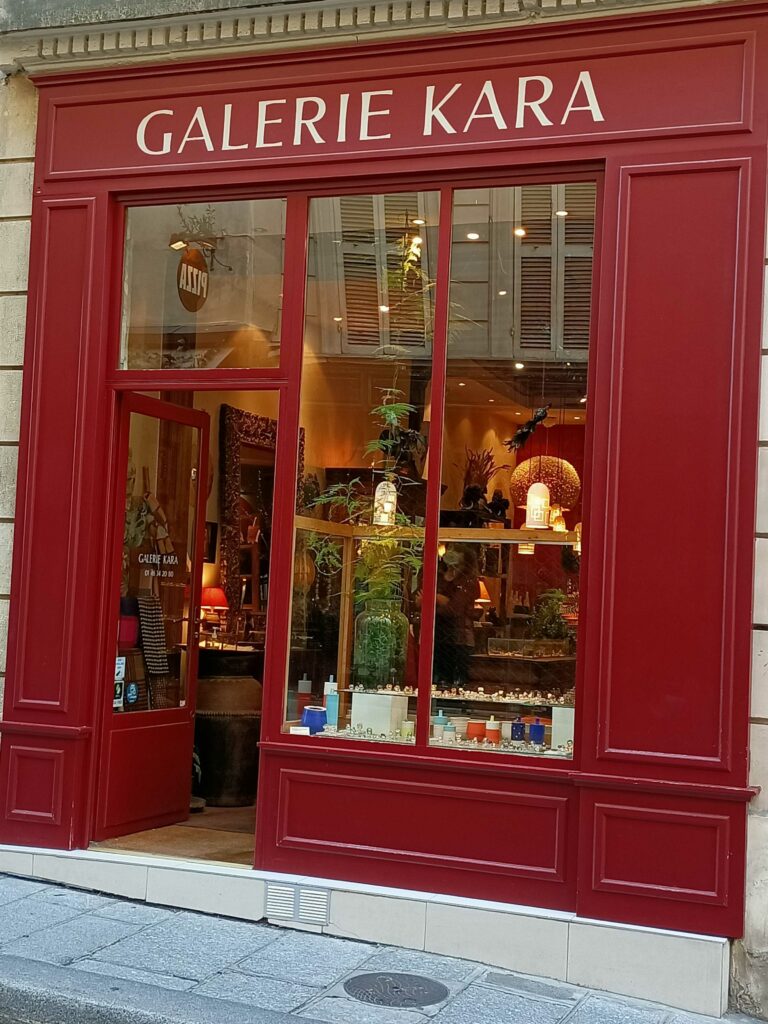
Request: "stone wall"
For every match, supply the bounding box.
[0,74,35,715]
[730,257,768,1018]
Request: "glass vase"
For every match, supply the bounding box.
[353,599,409,689]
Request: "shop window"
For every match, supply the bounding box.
[282,180,594,757]
[431,182,594,759]
[283,190,440,741]
[120,199,286,370]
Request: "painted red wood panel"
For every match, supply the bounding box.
[580,155,759,788]
[33,14,756,185]
[257,747,578,910]
[577,787,746,936]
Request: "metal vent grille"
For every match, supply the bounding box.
[265,883,330,926]
[298,888,331,925]
[265,884,295,921]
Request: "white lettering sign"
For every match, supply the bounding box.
[134,71,604,156]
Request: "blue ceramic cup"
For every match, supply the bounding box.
[301,705,327,735]
[529,718,546,745]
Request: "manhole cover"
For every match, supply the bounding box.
[343,972,449,1008]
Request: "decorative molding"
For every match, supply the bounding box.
[5,0,726,74]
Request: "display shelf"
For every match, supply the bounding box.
[293,514,578,546]
[337,688,574,708]
[428,739,573,759]
[474,654,577,664]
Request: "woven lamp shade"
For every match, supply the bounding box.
[510,456,581,510]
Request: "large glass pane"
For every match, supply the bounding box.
[116,411,200,711]
[120,199,286,370]
[284,190,440,743]
[429,181,595,759]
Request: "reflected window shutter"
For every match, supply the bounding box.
[518,185,554,355]
[383,193,429,351]
[339,195,382,350]
[560,183,595,359]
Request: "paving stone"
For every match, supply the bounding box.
[0,876,51,905]
[71,958,198,991]
[432,983,570,1024]
[483,971,583,1002]
[31,888,117,913]
[92,911,277,981]
[564,996,667,1024]
[298,995,430,1024]
[238,930,372,987]
[0,898,83,944]
[358,948,480,985]
[195,970,318,1011]
[92,901,176,926]
[2,913,143,965]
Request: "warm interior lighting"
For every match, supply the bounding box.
[580,396,587,403]
[413,218,426,225]
[476,579,492,605]
[574,522,583,555]
[498,289,507,296]
[437,542,447,558]
[201,586,228,609]
[466,232,480,240]
[525,482,550,529]
[518,527,536,556]
[514,362,525,370]
[555,210,569,217]
[514,227,527,237]
[373,478,398,526]
[412,235,423,245]
[200,586,228,631]
[379,305,390,313]
[548,505,569,536]
[333,316,343,323]
[458,382,466,387]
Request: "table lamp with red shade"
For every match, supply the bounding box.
[200,586,229,633]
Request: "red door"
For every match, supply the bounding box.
[94,393,209,840]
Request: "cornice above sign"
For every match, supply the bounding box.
[7,0,722,73]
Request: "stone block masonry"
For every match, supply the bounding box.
[0,73,36,719]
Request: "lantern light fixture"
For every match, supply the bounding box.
[373,479,398,526]
[525,482,550,529]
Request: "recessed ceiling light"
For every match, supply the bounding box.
[488,398,495,403]
[574,416,581,421]
[514,362,525,370]
[333,316,343,323]
[515,412,521,416]
[514,227,527,237]
[458,382,466,387]
[498,290,507,296]
[412,235,423,245]
[580,396,587,403]
[413,218,426,225]
[555,210,569,217]
[466,232,480,241]
[379,305,390,313]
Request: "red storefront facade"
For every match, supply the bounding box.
[0,1,765,945]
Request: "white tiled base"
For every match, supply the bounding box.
[0,843,730,1018]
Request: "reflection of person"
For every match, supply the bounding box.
[433,546,480,685]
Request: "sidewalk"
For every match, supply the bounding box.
[0,874,759,1024]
